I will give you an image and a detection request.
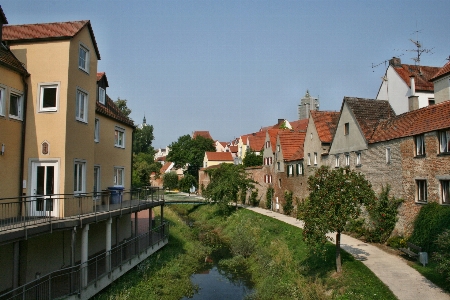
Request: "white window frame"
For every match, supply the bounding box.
[114,167,125,187]
[78,43,90,73]
[76,88,88,123]
[115,126,125,148]
[356,152,361,166]
[440,180,450,205]
[335,155,340,168]
[415,135,425,156]
[288,165,293,175]
[277,161,280,171]
[297,163,303,175]
[439,130,450,154]
[94,165,101,198]
[0,85,5,116]
[9,90,23,120]
[314,152,317,165]
[345,153,350,166]
[74,160,86,194]
[277,145,280,152]
[98,87,105,105]
[386,147,391,164]
[38,82,60,112]
[415,179,427,203]
[94,118,100,142]
[307,153,311,166]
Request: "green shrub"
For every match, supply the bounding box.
[344,218,366,237]
[239,189,247,204]
[409,202,450,253]
[283,190,294,215]
[249,189,259,207]
[266,187,274,209]
[434,229,450,285]
[386,235,406,249]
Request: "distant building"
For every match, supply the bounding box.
[298,90,319,120]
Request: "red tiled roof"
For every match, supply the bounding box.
[97,72,109,87]
[0,45,28,75]
[3,20,101,59]
[289,119,309,131]
[311,111,340,143]
[287,144,305,161]
[0,6,7,24]
[160,162,173,173]
[278,131,306,161]
[370,100,450,143]
[156,156,166,162]
[242,131,266,152]
[344,97,395,140]
[267,129,281,151]
[430,61,450,81]
[96,95,134,127]
[229,145,238,153]
[193,131,213,140]
[205,151,233,161]
[393,64,440,92]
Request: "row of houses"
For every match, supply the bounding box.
[200,57,450,237]
[0,7,165,297]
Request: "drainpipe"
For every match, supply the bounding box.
[19,74,29,208]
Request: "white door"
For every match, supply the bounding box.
[30,161,59,217]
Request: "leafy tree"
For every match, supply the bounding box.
[114,98,132,118]
[163,172,179,191]
[166,134,215,179]
[178,174,197,193]
[298,166,376,273]
[243,151,262,167]
[132,152,161,187]
[203,164,255,211]
[133,125,155,154]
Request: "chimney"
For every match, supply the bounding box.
[409,95,419,112]
[410,75,416,96]
[278,119,284,125]
[389,57,401,67]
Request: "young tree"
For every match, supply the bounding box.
[203,164,255,211]
[178,174,197,193]
[133,125,155,154]
[298,166,376,273]
[242,151,263,167]
[132,152,161,187]
[114,98,132,118]
[163,172,179,191]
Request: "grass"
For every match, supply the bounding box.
[95,194,397,299]
[409,260,450,293]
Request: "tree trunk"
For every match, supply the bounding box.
[336,231,342,273]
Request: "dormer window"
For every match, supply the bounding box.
[98,87,105,105]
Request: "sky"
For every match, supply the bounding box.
[2,0,450,148]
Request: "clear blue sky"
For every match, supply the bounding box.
[3,1,450,148]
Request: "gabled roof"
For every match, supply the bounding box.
[369,100,450,143]
[97,72,109,87]
[3,20,101,59]
[0,44,28,75]
[310,111,340,143]
[267,129,281,151]
[278,131,306,161]
[205,151,233,161]
[344,97,395,140]
[392,64,440,92]
[0,5,8,25]
[287,144,305,161]
[430,61,450,82]
[229,145,238,153]
[156,156,166,162]
[193,131,213,140]
[160,162,173,173]
[289,119,309,131]
[96,95,134,127]
[242,131,266,152]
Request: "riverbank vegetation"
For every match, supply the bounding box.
[95,201,396,299]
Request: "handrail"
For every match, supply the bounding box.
[0,222,169,300]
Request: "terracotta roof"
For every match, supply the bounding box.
[393,64,440,92]
[311,111,340,143]
[278,131,306,161]
[0,44,28,75]
[289,119,309,131]
[229,145,238,153]
[344,97,395,140]
[430,61,450,82]
[160,162,173,173]
[156,156,166,162]
[3,20,101,59]
[267,129,281,151]
[193,131,213,140]
[370,100,450,143]
[205,151,233,161]
[287,144,305,161]
[96,95,134,127]
[242,131,266,152]
[0,5,7,24]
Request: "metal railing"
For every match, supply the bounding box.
[0,222,169,300]
[0,187,164,234]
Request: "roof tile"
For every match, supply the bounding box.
[278,131,306,161]
[430,61,450,81]
[393,64,440,91]
[205,151,233,161]
[193,131,213,140]
[310,111,340,143]
[96,95,134,127]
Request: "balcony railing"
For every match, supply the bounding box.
[0,222,169,300]
[0,187,164,234]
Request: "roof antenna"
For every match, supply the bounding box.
[407,26,434,70]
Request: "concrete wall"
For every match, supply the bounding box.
[433,75,450,104]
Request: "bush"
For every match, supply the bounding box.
[249,189,259,207]
[266,187,274,209]
[283,190,294,216]
[386,235,406,249]
[163,172,179,191]
[178,174,197,193]
[239,189,247,205]
[344,218,366,237]
[434,229,450,285]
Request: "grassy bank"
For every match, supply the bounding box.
[95,201,396,299]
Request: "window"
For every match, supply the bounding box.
[344,122,349,135]
[386,147,391,164]
[288,165,293,176]
[74,161,86,194]
[277,145,280,152]
[94,118,100,142]
[277,162,280,171]
[94,166,101,198]
[441,180,450,204]
[345,153,350,166]
[416,180,427,203]
[439,130,450,154]
[297,163,303,175]
[314,152,317,165]
[278,178,281,188]
[39,83,59,112]
[264,175,272,183]
[415,135,425,156]
[78,44,89,73]
[9,92,23,120]
[265,141,270,148]
[115,127,125,148]
[335,155,339,168]
[356,152,361,166]
[76,89,88,122]
[428,98,435,105]
[307,153,311,166]
[98,87,105,105]
[0,86,5,116]
[114,167,124,186]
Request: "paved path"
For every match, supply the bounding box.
[242,205,450,300]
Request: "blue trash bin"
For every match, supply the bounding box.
[108,186,124,204]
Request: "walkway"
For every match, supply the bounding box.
[243,205,449,300]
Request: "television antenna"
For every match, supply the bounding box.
[407,29,434,66]
[371,53,404,72]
